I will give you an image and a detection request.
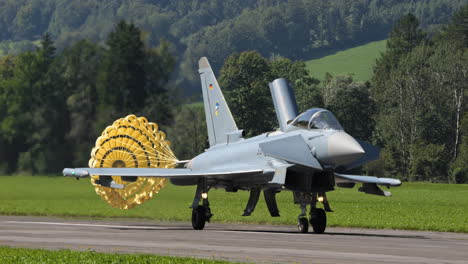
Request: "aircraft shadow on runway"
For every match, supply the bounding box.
[224,229,427,239]
[107,226,428,240]
[322,231,427,239]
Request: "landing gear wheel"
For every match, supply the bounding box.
[297,217,309,233]
[192,206,206,230]
[310,208,326,234]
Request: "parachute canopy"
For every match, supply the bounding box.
[89,115,178,209]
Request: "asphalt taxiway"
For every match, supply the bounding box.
[0,216,467,263]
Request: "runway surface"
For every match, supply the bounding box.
[1,216,467,264]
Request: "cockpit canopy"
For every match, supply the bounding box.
[290,108,343,130]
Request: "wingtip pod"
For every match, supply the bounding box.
[63,168,89,178]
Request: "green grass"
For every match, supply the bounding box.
[0,247,236,264]
[1,176,467,232]
[306,40,387,81]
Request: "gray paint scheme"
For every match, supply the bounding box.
[63,57,401,190]
[269,78,299,131]
[341,140,380,170]
[63,167,265,178]
[335,173,402,186]
[63,57,402,228]
[323,131,366,165]
[199,57,239,147]
[259,134,322,170]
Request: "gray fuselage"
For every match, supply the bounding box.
[171,127,363,191]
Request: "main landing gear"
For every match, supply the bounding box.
[295,192,330,234]
[191,178,213,230]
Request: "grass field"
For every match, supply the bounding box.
[0,247,237,264]
[1,176,467,232]
[306,40,387,81]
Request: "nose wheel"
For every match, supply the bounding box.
[310,208,327,234]
[294,192,328,234]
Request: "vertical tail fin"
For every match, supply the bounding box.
[198,57,239,147]
[269,78,299,132]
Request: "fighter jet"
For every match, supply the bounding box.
[64,57,401,233]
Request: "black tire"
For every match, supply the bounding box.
[310,208,326,234]
[192,206,206,230]
[297,217,309,233]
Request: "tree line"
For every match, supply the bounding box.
[206,7,468,183]
[217,7,468,183]
[0,0,466,92]
[0,6,467,183]
[0,21,174,173]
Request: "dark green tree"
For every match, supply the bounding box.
[371,14,429,180]
[440,4,468,48]
[23,33,70,174]
[97,21,147,112]
[323,74,375,141]
[219,51,274,136]
[0,55,19,173]
[40,32,56,65]
[139,40,175,128]
[0,33,69,174]
[169,103,208,160]
[56,40,103,167]
[387,14,427,57]
[449,113,468,183]
[428,43,468,162]
[94,21,148,136]
[0,52,36,172]
[372,13,426,108]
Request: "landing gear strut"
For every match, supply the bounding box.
[297,203,308,233]
[191,178,212,230]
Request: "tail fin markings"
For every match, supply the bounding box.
[198,57,239,147]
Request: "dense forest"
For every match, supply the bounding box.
[0,0,466,91]
[0,2,467,183]
[215,7,468,183]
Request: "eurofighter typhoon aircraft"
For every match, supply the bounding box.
[64,57,401,233]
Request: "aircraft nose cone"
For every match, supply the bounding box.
[327,132,365,166]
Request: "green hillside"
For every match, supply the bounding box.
[0,1,465,89]
[306,40,387,81]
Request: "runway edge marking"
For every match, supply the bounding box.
[3,221,168,230]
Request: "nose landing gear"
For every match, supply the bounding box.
[294,192,330,234]
[309,208,326,234]
[297,203,309,233]
[298,217,309,233]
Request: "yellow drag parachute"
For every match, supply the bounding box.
[88,115,178,209]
